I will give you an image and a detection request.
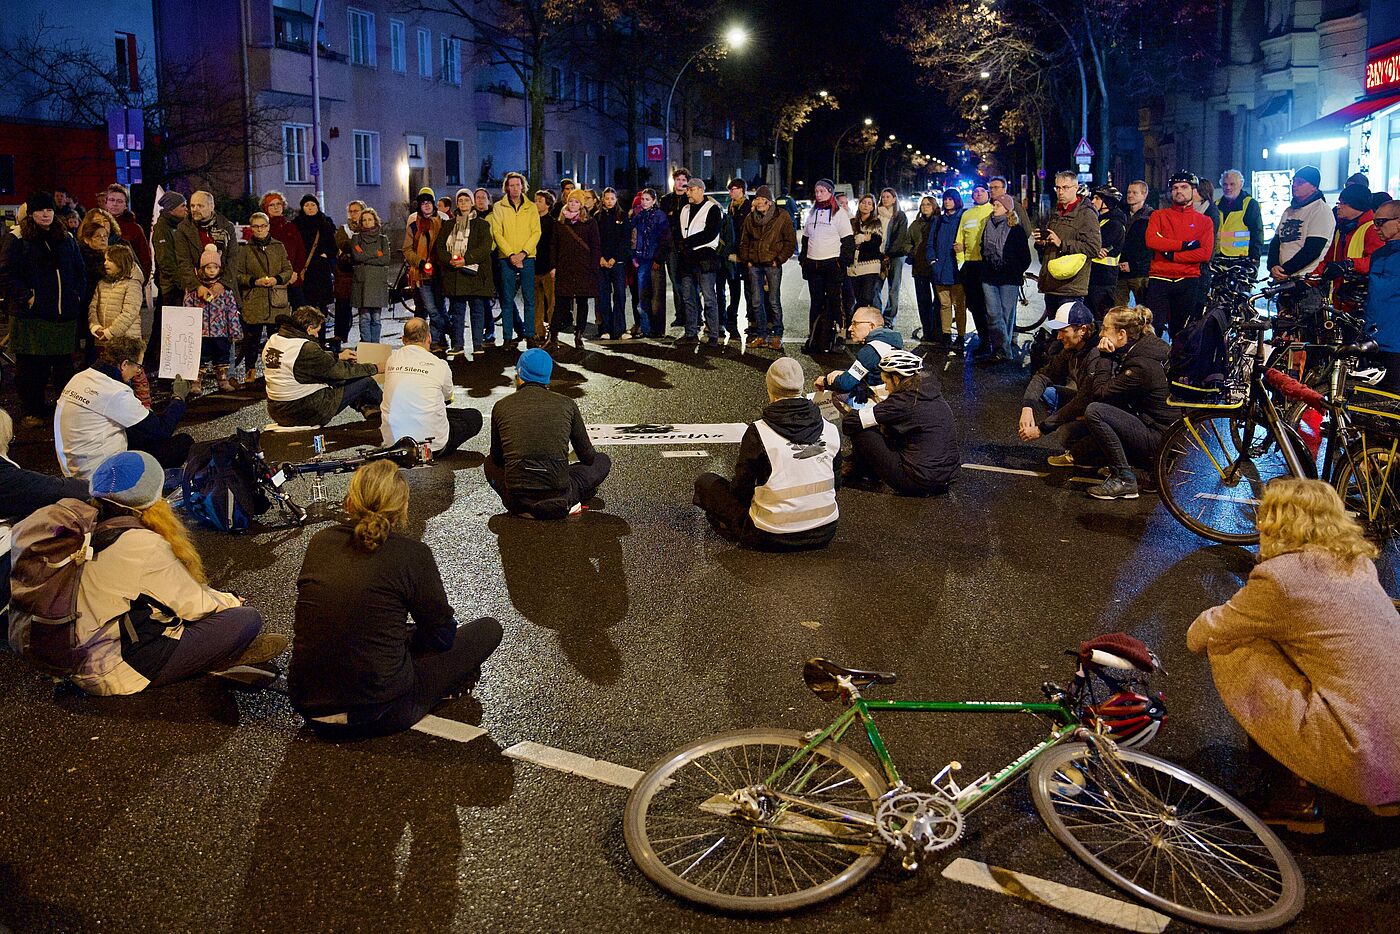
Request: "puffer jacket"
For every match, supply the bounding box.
[1094,332,1177,431]
[233,236,293,324]
[87,270,144,340]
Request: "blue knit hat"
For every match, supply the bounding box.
[89,450,164,509]
[517,348,553,386]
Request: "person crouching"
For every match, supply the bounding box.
[693,357,840,550]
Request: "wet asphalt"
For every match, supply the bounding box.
[1,264,1397,933]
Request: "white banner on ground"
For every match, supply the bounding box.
[157,306,202,380]
[587,423,747,445]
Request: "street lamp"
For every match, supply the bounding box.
[665,26,749,174]
[833,117,874,185]
[818,89,829,98]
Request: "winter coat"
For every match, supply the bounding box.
[979,218,1032,286]
[1120,205,1154,277]
[234,237,293,324]
[595,205,630,263]
[333,222,356,302]
[293,211,337,307]
[1146,203,1215,279]
[738,206,797,266]
[151,213,182,297]
[87,270,144,341]
[928,211,962,286]
[1093,333,1176,431]
[434,216,496,298]
[350,229,392,308]
[1037,198,1101,297]
[553,217,601,299]
[1022,341,1114,434]
[629,207,670,263]
[841,378,958,492]
[848,213,883,278]
[402,214,441,289]
[1188,551,1400,806]
[243,216,308,283]
[0,221,87,324]
[112,209,152,282]
[173,214,238,294]
[723,197,753,265]
[488,196,542,259]
[905,214,936,278]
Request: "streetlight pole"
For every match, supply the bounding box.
[833,117,872,185]
[310,0,324,205]
[664,26,747,177]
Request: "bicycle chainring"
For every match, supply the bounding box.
[875,792,964,861]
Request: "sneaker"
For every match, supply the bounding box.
[568,501,585,516]
[1087,475,1140,500]
[1046,452,1075,468]
[675,334,699,345]
[767,336,783,350]
[215,632,290,670]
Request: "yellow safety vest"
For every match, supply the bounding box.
[1216,194,1253,257]
[1092,216,1119,266]
[1346,220,1375,260]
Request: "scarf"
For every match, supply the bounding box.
[197,266,222,288]
[751,206,776,228]
[445,219,472,258]
[983,213,1012,265]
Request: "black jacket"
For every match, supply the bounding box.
[1094,333,1177,431]
[489,382,597,495]
[0,222,87,322]
[289,526,457,717]
[658,190,688,246]
[729,397,841,550]
[265,321,378,427]
[595,205,629,262]
[841,380,958,490]
[980,221,1032,286]
[0,455,89,522]
[1121,205,1154,278]
[536,214,555,275]
[1023,342,1114,433]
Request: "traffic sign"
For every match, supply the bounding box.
[646,138,663,162]
[1073,138,1095,160]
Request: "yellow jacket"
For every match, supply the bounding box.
[955,202,994,262]
[488,197,542,258]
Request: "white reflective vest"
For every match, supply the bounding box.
[261,332,320,402]
[748,419,840,534]
[1217,194,1254,257]
[680,199,721,252]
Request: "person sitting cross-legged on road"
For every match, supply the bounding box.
[290,460,504,739]
[8,450,284,695]
[1082,306,1176,500]
[1188,479,1400,833]
[693,357,841,551]
[813,306,904,404]
[261,305,382,428]
[1019,301,1114,469]
[55,336,194,482]
[484,348,611,519]
[840,349,957,496]
[382,317,482,456]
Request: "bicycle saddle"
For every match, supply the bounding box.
[803,658,897,701]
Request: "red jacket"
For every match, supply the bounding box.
[114,210,152,282]
[1321,210,1384,274]
[1145,203,1214,279]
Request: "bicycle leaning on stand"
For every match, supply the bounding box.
[623,634,1304,930]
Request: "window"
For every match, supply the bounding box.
[598,155,607,187]
[573,74,582,103]
[599,83,609,113]
[417,28,431,78]
[389,20,406,72]
[441,35,461,85]
[353,131,381,186]
[553,150,564,177]
[114,32,139,91]
[282,123,309,184]
[548,66,562,99]
[274,0,317,52]
[445,139,463,186]
[347,8,375,66]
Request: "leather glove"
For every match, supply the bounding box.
[1180,240,1200,252]
[172,376,191,401]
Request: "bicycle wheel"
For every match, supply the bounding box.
[1156,414,1293,544]
[1030,742,1304,931]
[624,728,887,913]
[1336,439,1400,560]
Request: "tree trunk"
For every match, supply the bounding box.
[1081,7,1111,180]
[528,63,546,188]
[785,139,795,198]
[624,83,638,187]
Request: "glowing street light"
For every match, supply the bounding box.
[724,26,749,49]
[818,89,829,98]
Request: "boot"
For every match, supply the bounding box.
[1245,740,1325,834]
[215,365,238,393]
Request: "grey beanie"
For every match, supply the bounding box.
[765,357,805,398]
[159,191,187,212]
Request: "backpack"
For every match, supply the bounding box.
[7,499,142,676]
[1167,305,1230,392]
[180,434,273,532]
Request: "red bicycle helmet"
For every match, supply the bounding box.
[1085,691,1168,748]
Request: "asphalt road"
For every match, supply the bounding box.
[1,264,1396,933]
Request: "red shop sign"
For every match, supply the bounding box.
[1366,38,1400,94]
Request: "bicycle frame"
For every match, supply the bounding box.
[768,697,1078,822]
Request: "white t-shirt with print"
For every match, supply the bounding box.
[1274,196,1337,270]
[381,344,454,451]
[54,368,149,480]
[802,204,854,261]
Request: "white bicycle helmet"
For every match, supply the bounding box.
[879,349,924,376]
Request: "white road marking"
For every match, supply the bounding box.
[588,423,748,445]
[961,463,1049,478]
[941,858,1170,933]
[660,450,710,458]
[503,741,644,789]
[411,715,487,744]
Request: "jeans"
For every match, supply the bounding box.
[982,282,1020,353]
[497,257,536,341]
[337,375,384,416]
[241,323,274,372]
[960,260,989,348]
[306,618,504,739]
[443,297,468,350]
[417,281,445,346]
[597,263,628,338]
[681,268,719,340]
[1145,276,1199,340]
[912,275,937,340]
[468,297,492,348]
[16,353,74,417]
[746,265,784,337]
[1085,401,1161,475]
[880,258,904,326]
[635,260,659,336]
[357,307,381,344]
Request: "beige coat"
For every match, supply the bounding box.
[1187,550,1400,805]
[87,271,144,341]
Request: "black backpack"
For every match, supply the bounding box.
[1167,305,1230,391]
[180,434,273,532]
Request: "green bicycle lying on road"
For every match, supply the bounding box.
[624,634,1304,930]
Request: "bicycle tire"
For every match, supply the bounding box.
[1156,414,1295,545]
[1014,307,1051,334]
[1030,742,1304,931]
[1335,440,1400,558]
[624,728,887,913]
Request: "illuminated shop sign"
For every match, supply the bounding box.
[1367,38,1400,94]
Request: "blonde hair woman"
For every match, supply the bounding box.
[1188,479,1400,832]
[289,460,503,738]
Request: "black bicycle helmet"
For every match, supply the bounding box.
[1091,185,1121,207]
[1168,170,1200,188]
